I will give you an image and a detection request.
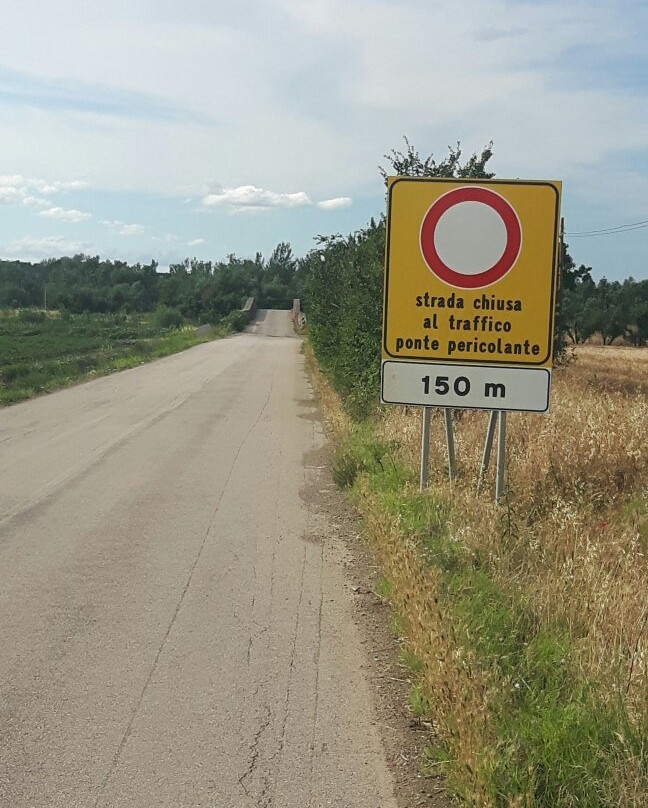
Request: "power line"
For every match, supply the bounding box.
[565,218,648,237]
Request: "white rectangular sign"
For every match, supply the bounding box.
[381,361,551,412]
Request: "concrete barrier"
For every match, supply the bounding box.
[292,299,306,331]
[242,297,257,323]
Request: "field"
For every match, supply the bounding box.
[312,345,648,807]
[0,310,226,406]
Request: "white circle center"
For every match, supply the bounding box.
[433,201,508,275]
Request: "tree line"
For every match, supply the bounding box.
[0,242,305,324]
[558,253,647,346]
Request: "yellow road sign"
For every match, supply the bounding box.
[382,178,562,367]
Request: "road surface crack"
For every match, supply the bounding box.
[262,544,307,807]
[238,702,273,806]
[92,376,275,806]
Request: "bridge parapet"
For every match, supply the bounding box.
[292,299,306,330]
[242,297,257,323]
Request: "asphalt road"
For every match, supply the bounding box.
[0,310,397,808]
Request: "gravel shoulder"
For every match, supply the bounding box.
[300,409,450,808]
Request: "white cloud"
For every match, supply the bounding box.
[100,219,145,236]
[39,206,91,222]
[187,238,205,246]
[474,26,528,42]
[0,175,89,214]
[120,223,145,236]
[0,174,27,187]
[4,235,86,261]
[203,185,313,210]
[201,185,353,213]
[0,174,88,194]
[22,195,50,207]
[33,179,89,194]
[318,196,352,210]
[0,186,22,204]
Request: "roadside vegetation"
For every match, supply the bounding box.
[0,240,302,406]
[309,338,648,807]
[304,141,648,806]
[0,309,240,405]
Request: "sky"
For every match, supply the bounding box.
[0,0,647,281]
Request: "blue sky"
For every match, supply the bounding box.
[0,0,647,281]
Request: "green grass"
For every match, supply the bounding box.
[0,310,228,405]
[331,425,399,488]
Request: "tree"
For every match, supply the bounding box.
[632,279,648,345]
[620,278,648,346]
[379,138,494,184]
[592,279,626,345]
[261,242,297,308]
[558,248,596,344]
[306,137,495,418]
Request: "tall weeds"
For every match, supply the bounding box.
[309,344,648,806]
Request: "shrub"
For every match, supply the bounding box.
[18,308,46,323]
[305,219,385,419]
[155,305,183,330]
[221,309,248,332]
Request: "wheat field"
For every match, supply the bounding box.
[379,348,647,686]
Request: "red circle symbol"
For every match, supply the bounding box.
[419,186,522,289]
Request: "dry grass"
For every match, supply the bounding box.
[564,345,648,397]
[377,347,648,695]
[309,342,648,806]
[358,497,499,807]
[372,347,648,804]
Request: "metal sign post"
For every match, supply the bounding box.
[495,411,508,503]
[419,407,432,490]
[476,410,498,496]
[444,408,456,482]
